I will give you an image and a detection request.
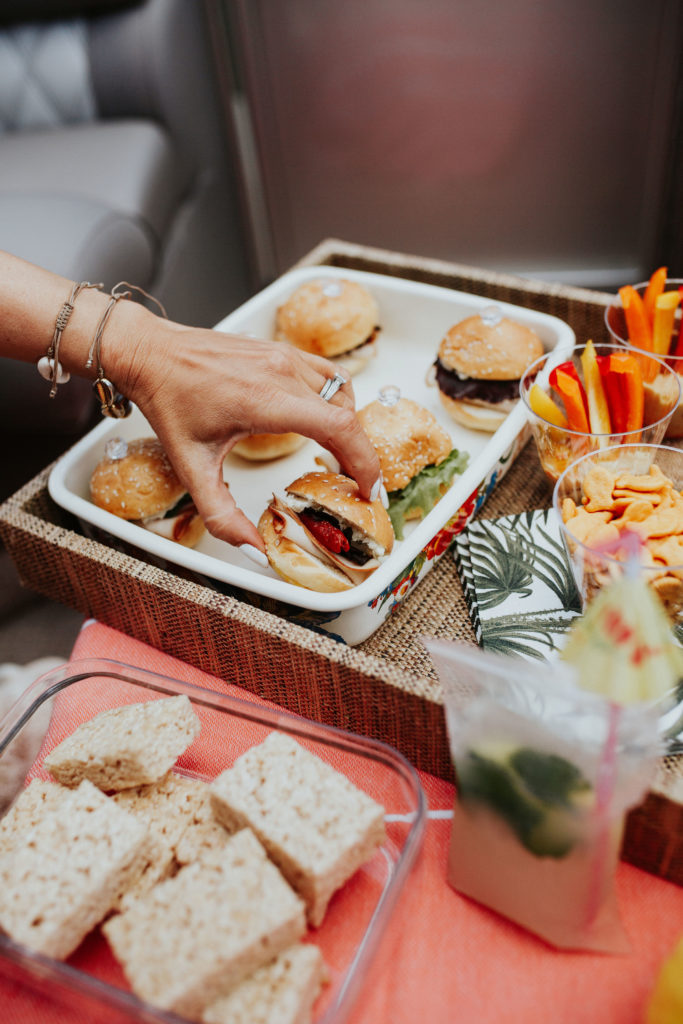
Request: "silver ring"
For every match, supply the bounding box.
[318,372,347,402]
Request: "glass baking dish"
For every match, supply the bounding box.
[0,659,426,1024]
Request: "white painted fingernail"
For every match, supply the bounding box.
[380,483,389,508]
[370,476,382,502]
[239,544,269,568]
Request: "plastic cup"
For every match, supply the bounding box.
[520,343,680,486]
[605,278,683,438]
[552,443,683,622]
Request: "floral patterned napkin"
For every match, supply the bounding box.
[453,508,582,661]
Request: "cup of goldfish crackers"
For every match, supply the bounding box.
[553,443,683,622]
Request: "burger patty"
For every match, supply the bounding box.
[435,359,520,405]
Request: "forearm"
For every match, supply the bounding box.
[0,250,157,396]
[0,250,381,550]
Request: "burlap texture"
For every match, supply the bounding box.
[0,239,680,883]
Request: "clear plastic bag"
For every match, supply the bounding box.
[426,640,662,952]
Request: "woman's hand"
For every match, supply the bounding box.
[116,313,382,552]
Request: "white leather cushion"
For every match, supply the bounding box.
[0,193,155,286]
[0,120,185,240]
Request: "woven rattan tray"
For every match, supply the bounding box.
[1,239,680,884]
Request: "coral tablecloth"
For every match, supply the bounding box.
[19,621,683,1023]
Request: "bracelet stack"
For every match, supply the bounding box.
[37,280,103,397]
[38,279,167,419]
[86,287,131,419]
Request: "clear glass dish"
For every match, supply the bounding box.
[0,658,426,1024]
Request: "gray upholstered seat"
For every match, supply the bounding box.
[0,0,251,501]
[0,121,186,269]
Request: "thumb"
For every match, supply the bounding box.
[190,471,266,555]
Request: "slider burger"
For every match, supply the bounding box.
[275,277,380,375]
[231,432,308,461]
[357,390,469,540]
[258,471,394,593]
[90,437,205,548]
[434,307,544,432]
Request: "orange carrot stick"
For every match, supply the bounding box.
[643,266,668,327]
[619,285,653,353]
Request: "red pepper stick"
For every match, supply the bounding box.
[607,352,643,434]
[597,355,627,434]
[673,285,683,358]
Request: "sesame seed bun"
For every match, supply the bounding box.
[161,513,206,549]
[275,278,380,368]
[231,432,308,461]
[437,390,513,432]
[357,397,452,492]
[435,312,543,433]
[90,437,204,548]
[285,471,394,554]
[438,314,544,380]
[90,438,185,520]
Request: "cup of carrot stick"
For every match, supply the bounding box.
[605,270,683,439]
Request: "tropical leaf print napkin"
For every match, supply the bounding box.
[453,508,582,661]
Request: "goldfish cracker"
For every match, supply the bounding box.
[646,934,683,1024]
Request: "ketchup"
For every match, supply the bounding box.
[299,512,350,554]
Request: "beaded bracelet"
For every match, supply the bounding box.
[37,280,103,397]
[86,282,167,419]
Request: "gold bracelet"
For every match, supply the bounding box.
[86,281,167,419]
[38,280,103,397]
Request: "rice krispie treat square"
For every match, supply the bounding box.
[0,779,149,959]
[202,943,328,1024]
[103,827,306,1020]
[43,695,200,791]
[210,733,386,926]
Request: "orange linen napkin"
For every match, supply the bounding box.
[7,621,683,1024]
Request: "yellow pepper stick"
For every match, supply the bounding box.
[528,383,568,427]
[652,290,682,357]
[580,340,611,434]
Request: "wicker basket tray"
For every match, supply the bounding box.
[1,238,680,884]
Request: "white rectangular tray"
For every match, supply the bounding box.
[48,266,574,644]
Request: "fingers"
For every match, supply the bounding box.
[324,417,382,498]
[202,495,265,552]
[271,394,381,499]
[178,455,266,552]
[257,345,356,414]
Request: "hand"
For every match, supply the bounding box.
[118,315,382,551]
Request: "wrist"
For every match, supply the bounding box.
[97,299,171,407]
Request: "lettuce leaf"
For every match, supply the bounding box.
[388,447,469,540]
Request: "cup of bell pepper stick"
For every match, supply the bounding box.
[519,341,680,486]
[605,271,683,438]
